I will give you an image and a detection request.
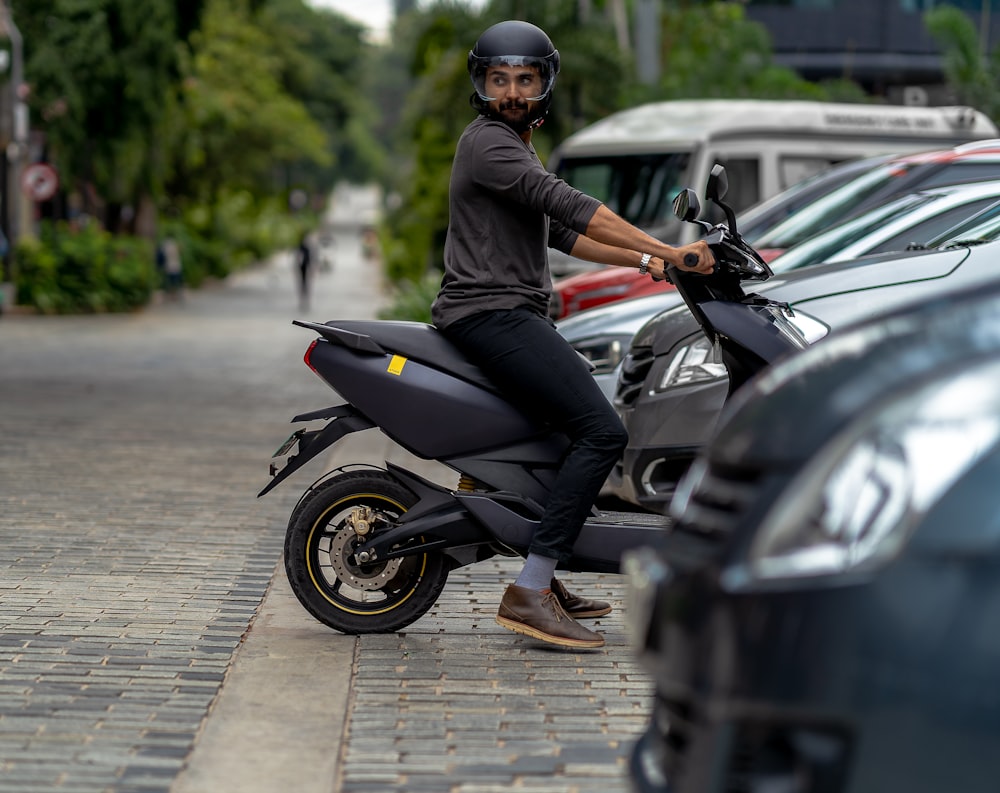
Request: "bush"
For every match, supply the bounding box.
[14,222,155,314]
[12,190,307,314]
[377,271,441,323]
[107,236,157,311]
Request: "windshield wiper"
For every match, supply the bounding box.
[943,238,990,249]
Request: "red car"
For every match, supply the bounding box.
[551,140,1000,319]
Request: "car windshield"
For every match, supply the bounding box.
[752,161,921,249]
[555,153,691,232]
[769,192,937,272]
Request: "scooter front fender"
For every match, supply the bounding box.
[258,405,376,497]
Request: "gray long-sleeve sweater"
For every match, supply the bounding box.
[431,116,602,329]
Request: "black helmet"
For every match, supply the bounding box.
[468,21,560,127]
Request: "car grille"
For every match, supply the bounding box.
[723,721,851,793]
[675,460,761,539]
[649,694,851,793]
[651,694,695,783]
[615,344,654,406]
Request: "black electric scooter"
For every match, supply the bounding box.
[259,165,804,634]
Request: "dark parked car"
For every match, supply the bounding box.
[610,237,1000,511]
[625,278,1000,793]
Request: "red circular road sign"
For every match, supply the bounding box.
[21,163,59,202]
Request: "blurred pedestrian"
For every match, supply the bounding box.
[158,236,184,301]
[362,228,379,261]
[296,231,315,311]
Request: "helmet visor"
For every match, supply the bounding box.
[470,55,556,102]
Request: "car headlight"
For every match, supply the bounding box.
[650,335,727,392]
[743,359,1000,582]
[571,335,630,375]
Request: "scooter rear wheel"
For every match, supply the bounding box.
[284,470,449,634]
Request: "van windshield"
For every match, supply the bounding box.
[555,153,691,230]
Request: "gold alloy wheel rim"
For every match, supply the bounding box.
[305,493,427,615]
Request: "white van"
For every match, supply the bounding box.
[547,99,999,270]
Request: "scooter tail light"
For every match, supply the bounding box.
[303,340,320,374]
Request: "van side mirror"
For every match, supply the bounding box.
[672,188,701,222]
[706,164,728,203]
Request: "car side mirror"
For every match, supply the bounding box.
[706,164,728,203]
[672,189,701,222]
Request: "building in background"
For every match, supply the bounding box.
[742,0,1000,103]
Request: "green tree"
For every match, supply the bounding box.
[16,0,205,233]
[170,0,330,206]
[256,0,385,188]
[645,2,864,104]
[925,3,1000,121]
[19,0,378,231]
[379,2,487,283]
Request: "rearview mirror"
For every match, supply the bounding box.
[672,189,701,222]
[706,164,728,203]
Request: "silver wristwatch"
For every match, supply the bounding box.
[638,252,652,275]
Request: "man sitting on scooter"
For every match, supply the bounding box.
[431,21,714,649]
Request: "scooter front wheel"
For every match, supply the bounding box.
[284,470,449,634]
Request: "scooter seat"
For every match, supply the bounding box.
[313,319,504,395]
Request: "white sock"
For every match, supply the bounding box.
[515,553,558,591]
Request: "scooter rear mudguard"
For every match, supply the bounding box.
[304,337,551,459]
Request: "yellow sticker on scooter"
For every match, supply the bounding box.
[387,355,407,376]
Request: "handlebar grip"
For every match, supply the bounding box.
[683,252,699,268]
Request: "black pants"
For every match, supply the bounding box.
[442,308,628,564]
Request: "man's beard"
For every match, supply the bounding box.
[490,98,536,133]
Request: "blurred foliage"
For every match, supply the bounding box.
[172,0,331,203]
[13,0,375,311]
[15,222,155,314]
[16,0,185,230]
[376,272,441,323]
[378,3,486,285]
[925,4,1000,122]
[642,3,867,104]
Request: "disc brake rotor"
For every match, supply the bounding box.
[328,528,403,591]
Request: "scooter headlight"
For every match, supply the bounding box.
[745,359,1000,581]
[650,311,827,395]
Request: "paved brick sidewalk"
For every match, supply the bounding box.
[337,562,652,793]
[0,193,652,793]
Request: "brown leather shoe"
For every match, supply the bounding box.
[496,585,605,649]
[550,578,613,619]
